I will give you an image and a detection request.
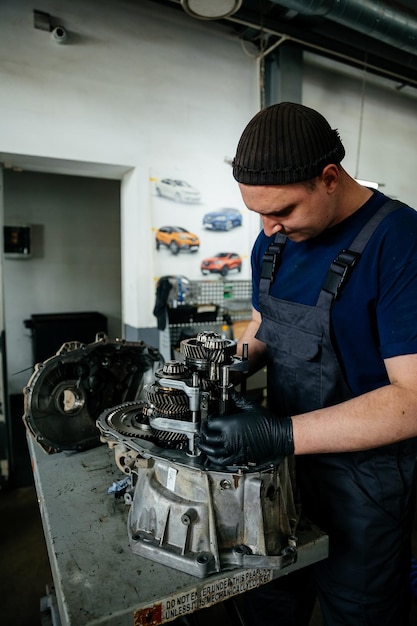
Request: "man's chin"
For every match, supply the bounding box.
[286,233,306,242]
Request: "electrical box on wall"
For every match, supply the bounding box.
[4,226,31,258]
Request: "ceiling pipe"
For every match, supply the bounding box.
[227,12,417,89]
[168,0,417,87]
[269,0,417,56]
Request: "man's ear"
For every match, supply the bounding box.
[321,164,339,190]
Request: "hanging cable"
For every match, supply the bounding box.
[354,54,368,180]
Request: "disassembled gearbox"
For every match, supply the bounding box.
[96,332,300,577]
[24,332,325,579]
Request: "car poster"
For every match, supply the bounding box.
[150,165,260,283]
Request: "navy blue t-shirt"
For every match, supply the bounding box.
[251,190,417,396]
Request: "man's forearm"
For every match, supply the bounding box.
[292,375,417,454]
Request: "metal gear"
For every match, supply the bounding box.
[155,359,190,380]
[181,333,236,365]
[104,402,154,439]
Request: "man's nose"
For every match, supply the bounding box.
[262,216,283,237]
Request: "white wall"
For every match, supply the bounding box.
[0,0,260,333]
[3,170,121,394]
[0,0,416,342]
[303,54,416,205]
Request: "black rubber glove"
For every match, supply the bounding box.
[198,395,294,468]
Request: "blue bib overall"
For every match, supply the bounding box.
[246,201,416,625]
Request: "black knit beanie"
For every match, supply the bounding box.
[233,102,345,185]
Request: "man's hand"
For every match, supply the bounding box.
[198,396,294,468]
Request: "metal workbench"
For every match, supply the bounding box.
[28,435,328,626]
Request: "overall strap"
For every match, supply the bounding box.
[317,199,404,309]
[259,232,287,301]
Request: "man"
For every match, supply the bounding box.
[198,102,417,625]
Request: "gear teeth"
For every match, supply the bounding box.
[162,360,186,376]
[144,382,191,448]
[205,337,236,364]
[180,338,207,360]
[155,359,190,381]
[152,430,186,445]
[145,384,189,417]
[105,402,154,439]
[181,333,236,365]
[196,331,220,344]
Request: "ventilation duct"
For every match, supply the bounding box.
[271,0,417,57]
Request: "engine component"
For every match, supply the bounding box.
[24,329,327,580]
[96,331,303,578]
[23,334,163,453]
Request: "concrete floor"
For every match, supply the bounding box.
[0,484,51,626]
